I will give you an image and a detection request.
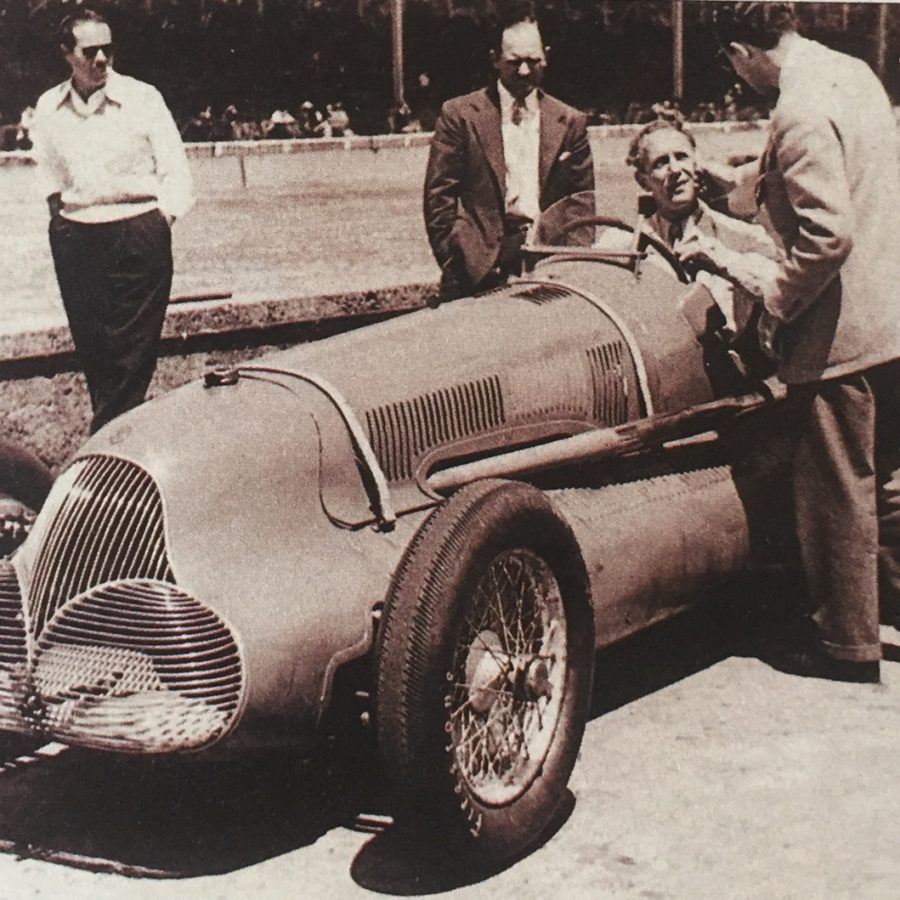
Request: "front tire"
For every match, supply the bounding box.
[375,479,594,865]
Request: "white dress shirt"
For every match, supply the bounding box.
[498,81,540,225]
[31,69,194,224]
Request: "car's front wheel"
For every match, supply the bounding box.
[375,478,594,866]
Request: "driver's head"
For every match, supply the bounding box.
[714,3,797,95]
[627,121,699,222]
[490,4,547,102]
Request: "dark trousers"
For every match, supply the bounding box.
[49,210,173,434]
[788,359,900,662]
[437,217,529,302]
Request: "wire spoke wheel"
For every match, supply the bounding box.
[375,479,594,865]
[448,549,566,805]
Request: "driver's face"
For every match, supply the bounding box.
[637,129,698,221]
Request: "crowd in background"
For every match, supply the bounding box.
[0,83,768,152]
[178,99,354,143]
[170,79,766,145]
[0,0,895,145]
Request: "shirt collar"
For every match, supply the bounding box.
[497,80,539,117]
[777,33,813,92]
[648,200,705,246]
[55,68,122,111]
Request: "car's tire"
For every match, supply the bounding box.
[375,478,594,866]
[0,438,52,558]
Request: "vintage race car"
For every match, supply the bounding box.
[0,192,791,865]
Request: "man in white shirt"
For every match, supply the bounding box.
[31,9,194,434]
[424,9,594,301]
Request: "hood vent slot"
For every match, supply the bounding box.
[512,284,572,305]
[27,456,174,639]
[587,341,629,426]
[366,375,505,481]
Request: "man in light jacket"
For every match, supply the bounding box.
[685,2,900,683]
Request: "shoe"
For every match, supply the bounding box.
[767,644,881,684]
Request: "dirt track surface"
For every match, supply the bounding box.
[0,129,766,336]
[1,604,898,900]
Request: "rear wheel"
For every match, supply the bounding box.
[375,479,594,866]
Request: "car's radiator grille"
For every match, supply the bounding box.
[0,562,27,732]
[32,580,243,752]
[0,562,25,670]
[27,456,174,639]
[366,375,505,481]
[587,341,629,425]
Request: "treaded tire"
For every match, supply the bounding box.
[375,478,594,866]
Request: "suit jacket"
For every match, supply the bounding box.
[757,36,900,383]
[423,85,594,297]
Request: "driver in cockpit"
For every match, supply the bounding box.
[623,119,781,341]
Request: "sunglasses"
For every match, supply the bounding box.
[81,43,114,60]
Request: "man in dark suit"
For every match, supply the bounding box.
[423,10,594,301]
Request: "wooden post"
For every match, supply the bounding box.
[391,0,406,108]
[672,0,684,101]
[876,2,888,83]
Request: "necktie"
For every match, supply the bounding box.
[511,98,526,126]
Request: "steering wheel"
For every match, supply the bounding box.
[557,215,691,284]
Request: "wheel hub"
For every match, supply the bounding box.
[522,657,552,702]
[448,548,568,805]
[465,630,556,716]
[465,630,507,715]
